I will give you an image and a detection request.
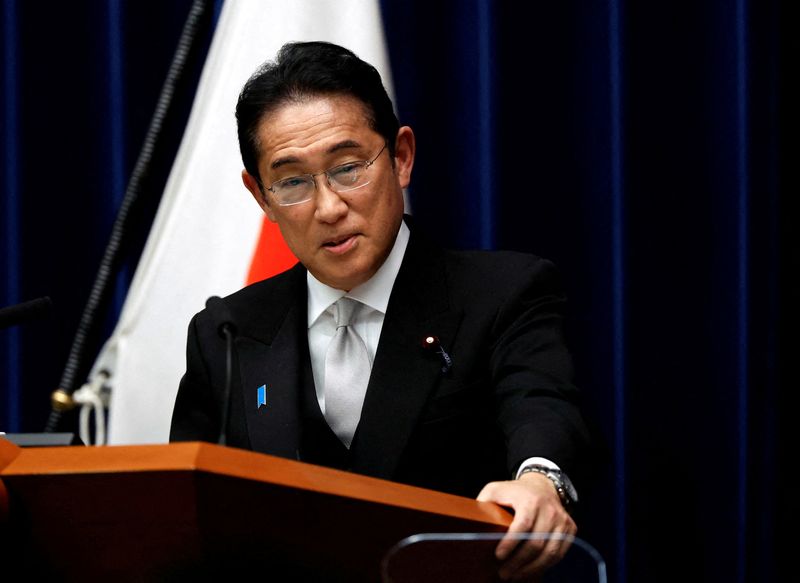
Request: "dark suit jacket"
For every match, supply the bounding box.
[171,229,592,498]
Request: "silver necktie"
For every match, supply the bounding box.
[324,298,370,448]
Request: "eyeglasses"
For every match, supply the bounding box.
[265,143,388,206]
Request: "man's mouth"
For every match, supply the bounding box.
[322,234,358,254]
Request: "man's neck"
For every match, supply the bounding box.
[307,220,410,325]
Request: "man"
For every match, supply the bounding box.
[171,41,592,580]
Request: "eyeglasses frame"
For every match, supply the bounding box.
[263,142,389,207]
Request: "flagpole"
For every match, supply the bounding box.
[45,0,216,433]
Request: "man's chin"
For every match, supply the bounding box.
[310,262,376,292]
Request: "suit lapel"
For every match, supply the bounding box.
[352,233,463,479]
[236,264,310,460]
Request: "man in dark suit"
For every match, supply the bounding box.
[171,41,592,580]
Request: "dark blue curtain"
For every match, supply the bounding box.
[1,0,219,431]
[1,1,795,582]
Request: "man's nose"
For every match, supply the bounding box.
[313,176,348,223]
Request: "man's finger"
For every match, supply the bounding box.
[499,528,561,579]
[495,506,539,561]
[500,520,577,581]
[477,481,537,561]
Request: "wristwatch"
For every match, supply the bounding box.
[517,464,578,507]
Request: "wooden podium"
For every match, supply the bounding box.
[0,439,511,581]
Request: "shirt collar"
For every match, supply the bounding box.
[307,220,410,328]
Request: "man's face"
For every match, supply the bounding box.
[242,95,414,291]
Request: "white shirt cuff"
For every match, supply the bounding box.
[515,456,562,479]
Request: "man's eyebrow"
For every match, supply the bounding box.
[269,140,363,171]
[270,156,299,171]
[327,139,361,154]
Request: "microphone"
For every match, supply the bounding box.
[205,295,237,339]
[205,296,237,446]
[0,296,53,330]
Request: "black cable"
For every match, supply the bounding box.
[45,0,214,432]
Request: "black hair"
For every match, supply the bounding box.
[235,41,400,185]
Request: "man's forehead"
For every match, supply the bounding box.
[255,95,376,167]
[258,95,373,138]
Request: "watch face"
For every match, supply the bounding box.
[558,472,578,503]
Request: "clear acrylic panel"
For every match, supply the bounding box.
[382,533,606,583]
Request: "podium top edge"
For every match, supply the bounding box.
[0,442,512,528]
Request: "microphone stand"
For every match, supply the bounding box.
[45,0,215,432]
[204,296,237,446]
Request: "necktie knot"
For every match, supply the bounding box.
[334,297,358,328]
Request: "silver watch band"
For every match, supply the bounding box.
[517,464,578,507]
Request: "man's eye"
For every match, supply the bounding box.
[331,163,359,177]
[280,177,308,189]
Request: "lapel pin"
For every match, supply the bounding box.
[257,384,267,409]
[422,335,453,373]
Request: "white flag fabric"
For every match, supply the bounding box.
[93,0,394,444]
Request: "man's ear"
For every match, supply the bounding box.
[393,126,416,190]
[242,170,277,222]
